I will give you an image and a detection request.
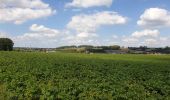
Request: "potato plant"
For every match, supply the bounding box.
[0,52,170,99]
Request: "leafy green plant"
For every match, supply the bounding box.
[0,52,170,99]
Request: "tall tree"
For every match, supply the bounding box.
[0,38,14,51]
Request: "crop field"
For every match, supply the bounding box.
[0,52,170,99]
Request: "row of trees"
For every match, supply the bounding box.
[57,45,120,50]
[0,38,14,51]
[56,45,121,53]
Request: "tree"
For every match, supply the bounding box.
[139,46,147,51]
[0,38,14,51]
[78,45,94,49]
[110,45,120,50]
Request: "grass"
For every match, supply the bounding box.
[0,52,170,99]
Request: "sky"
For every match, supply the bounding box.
[0,0,170,48]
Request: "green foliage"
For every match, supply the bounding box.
[78,45,94,49]
[0,38,14,51]
[0,52,170,99]
[56,45,77,49]
[110,45,120,50]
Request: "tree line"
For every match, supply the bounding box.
[0,38,170,54]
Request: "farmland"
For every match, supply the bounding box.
[0,52,170,99]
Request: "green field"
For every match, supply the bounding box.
[0,52,170,99]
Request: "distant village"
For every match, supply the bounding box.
[14,45,170,54]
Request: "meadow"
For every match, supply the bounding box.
[0,52,170,99]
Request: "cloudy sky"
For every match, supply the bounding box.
[0,0,170,48]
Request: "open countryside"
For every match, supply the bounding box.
[1,0,170,100]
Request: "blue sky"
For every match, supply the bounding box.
[0,0,170,47]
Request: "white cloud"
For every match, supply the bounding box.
[7,28,170,47]
[0,0,49,9]
[64,11,127,45]
[121,30,170,47]
[76,32,98,38]
[144,39,157,45]
[68,11,127,33]
[0,32,8,38]
[158,37,170,47]
[30,24,60,37]
[137,8,170,28]
[131,29,160,38]
[65,0,113,8]
[21,24,60,38]
[160,37,168,41]
[112,35,118,39]
[60,31,99,46]
[14,24,61,47]
[122,37,139,43]
[0,0,55,24]
[67,11,127,39]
